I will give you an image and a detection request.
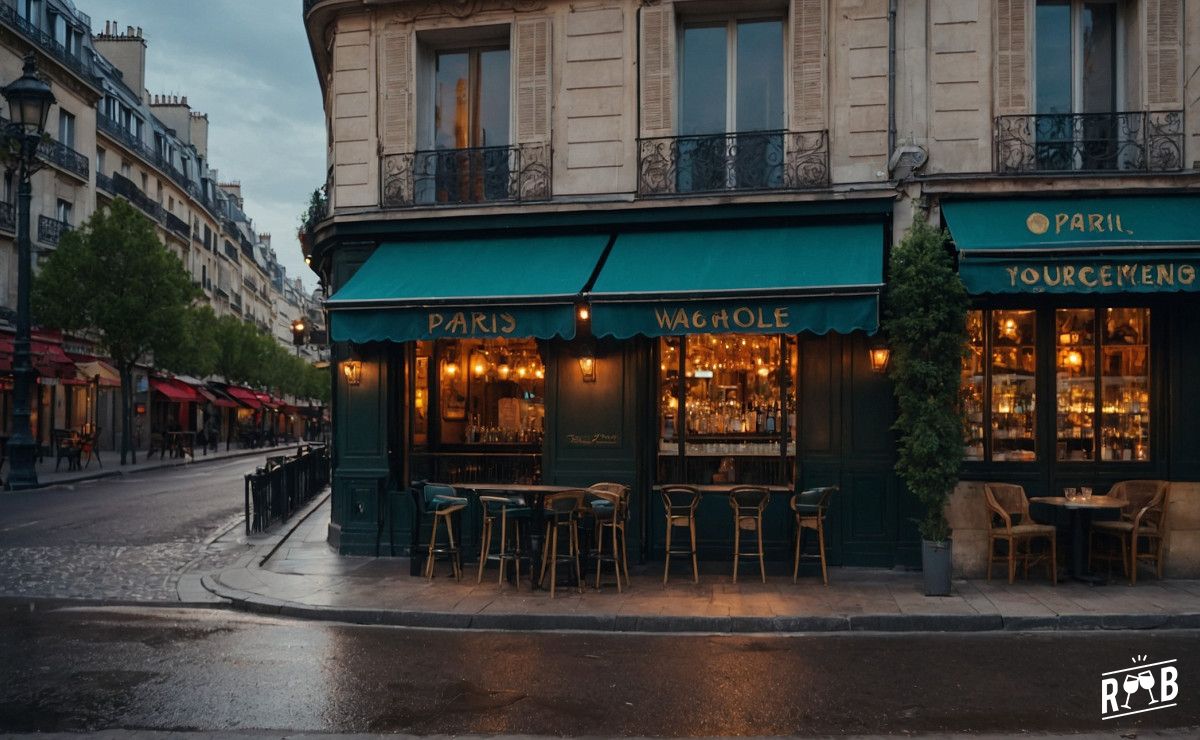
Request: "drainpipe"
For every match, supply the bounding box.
[887,0,897,172]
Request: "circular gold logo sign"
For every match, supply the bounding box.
[1026,212,1050,235]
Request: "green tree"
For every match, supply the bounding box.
[156,304,219,378]
[34,199,198,464]
[883,217,969,543]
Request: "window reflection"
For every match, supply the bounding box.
[1056,309,1096,461]
[990,310,1037,462]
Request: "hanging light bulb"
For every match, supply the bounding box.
[535,367,545,380]
[497,355,511,379]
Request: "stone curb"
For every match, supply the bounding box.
[201,573,1200,634]
[27,444,303,490]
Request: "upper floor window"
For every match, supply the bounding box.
[679,18,784,136]
[58,110,75,149]
[56,198,72,226]
[433,46,510,150]
[18,0,38,23]
[1035,0,1120,116]
[96,147,105,175]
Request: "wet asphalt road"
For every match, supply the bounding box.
[0,457,267,601]
[0,604,1197,736]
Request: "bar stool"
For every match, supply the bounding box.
[539,489,586,598]
[791,486,837,584]
[477,495,532,588]
[662,485,701,584]
[421,483,468,580]
[729,486,769,584]
[587,483,630,592]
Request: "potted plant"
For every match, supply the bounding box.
[884,217,969,596]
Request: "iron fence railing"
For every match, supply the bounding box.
[637,129,830,197]
[245,444,330,534]
[96,172,114,194]
[111,171,163,221]
[38,215,70,246]
[165,211,190,238]
[994,111,1185,174]
[381,143,551,208]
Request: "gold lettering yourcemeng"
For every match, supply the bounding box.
[1003,262,1198,290]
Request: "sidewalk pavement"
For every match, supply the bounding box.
[4,442,309,489]
[204,497,1200,633]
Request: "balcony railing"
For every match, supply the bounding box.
[0,2,99,85]
[994,111,1185,174]
[165,212,190,239]
[38,215,70,246]
[96,172,114,194]
[37,137,89,180]
[111,172,164,222]
[381,143,551,208]
[0,201,13,233]
[637,130,830,197]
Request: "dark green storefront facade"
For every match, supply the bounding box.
[319,198,922,569]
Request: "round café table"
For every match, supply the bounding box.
[1029,495,1125,584]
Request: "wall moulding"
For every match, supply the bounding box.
[381,0,547,23]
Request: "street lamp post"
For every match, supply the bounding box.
[291,318,306,357]
[3,54,56,491]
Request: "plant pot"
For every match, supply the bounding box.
[921,538,953,596]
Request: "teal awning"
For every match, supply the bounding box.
[328,235,609,342]
[944,197,1200,294]
[588,224,883,338]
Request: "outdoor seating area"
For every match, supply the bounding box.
[982,479,1172,586]
[413,481,835,596]
[51,427,102,472]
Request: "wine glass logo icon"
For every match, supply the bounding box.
[1102,654,1179,720]
[1121,673,1140,709]
[1139,669,1158,704]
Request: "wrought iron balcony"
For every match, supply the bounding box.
[38,215,70,246]
[381,144,551,208]
[165,212,190,239]
[0,201,14,233]
[0,2,100,85]
[111,172,163,222]
[637,130,830,197]
[96,172,114,194]
[37,137,89,180]
[994,111,1184,174]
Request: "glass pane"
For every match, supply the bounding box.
[991,310,1037,462]
[434,52,469,149]
[787,336,798,455]
[961,310,985,461]
[1035,1,1072,115]
[437,338,544,445]
[1055,309,1095,461]
[684,334,781,447]
[659,337,681,450]
[414,341,431,448]
[735,20,783,132]
[476,48,510,147]
[1080,2,1117,114]
[1101,308,1150,461]
[680,25,728,135]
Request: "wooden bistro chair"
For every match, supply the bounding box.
[588,483,631,592]
[729,486,771,584]
[421,483,469,580]
[539,489,587,598]
[791,486,838,585]
[983,483,1057,585]
[1090,480,1170,585]
[661,485,702,585]
[476,495,531,589]
[80,428,102,469]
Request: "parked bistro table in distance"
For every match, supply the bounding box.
[1029,494,1125,585]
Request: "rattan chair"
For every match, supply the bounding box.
[791,486,837,585]
[661,485,701,584]
[477,495,531,589]
[539,489,586,598]
[1090,480,1170,584]
[588,482,631,591]
[420,483,468,580]
[983,482,1057,585]
[729,486,770,584]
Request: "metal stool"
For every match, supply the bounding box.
[662,485,701,584]
[421,483,468,580]
[477,495,531,588]
[729,486,769,584]
[587,483,630,592]
[539,489,586,598]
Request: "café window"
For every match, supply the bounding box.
[658,334,794,485]
[1057,307,1149,462]
[961,306,1151,464]
[412,338,545,483]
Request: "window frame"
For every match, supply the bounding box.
[425,41,512,152]
[1033,0,1126,115]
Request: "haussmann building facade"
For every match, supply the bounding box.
[303,0,1200,577]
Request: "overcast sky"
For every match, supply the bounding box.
[82,0,325,292]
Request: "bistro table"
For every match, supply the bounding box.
[1029,495,1125,584]
[448,483,577,589]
